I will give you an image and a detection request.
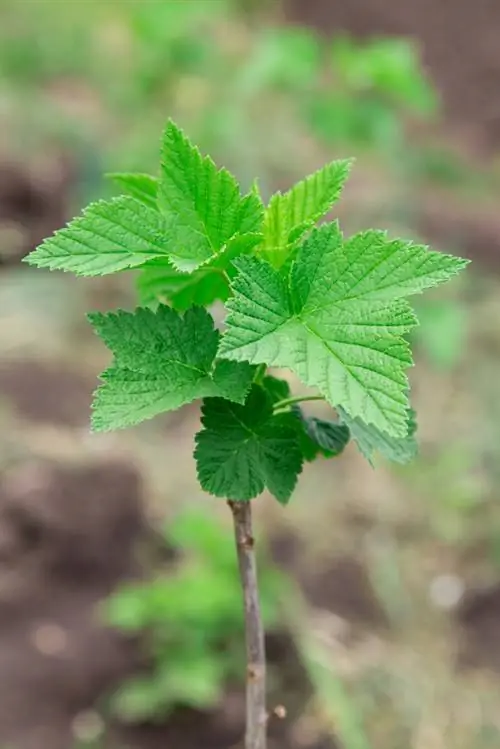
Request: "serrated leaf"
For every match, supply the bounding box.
[89,306,254,431]
[27,122,264,278]
[195,385,303,503]
[219,222,468,437]
[159,120,264,271]
[260,159,352,268]
[25,196,169,276]
[296,410,350,461]
[108,172,158,210]
[338,406,417,465]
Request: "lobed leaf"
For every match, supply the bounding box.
[219,222,468,437]
[27,123,263,279]
[89,306,254,431]
[25,196,169,276]
[159,120,264,271]
[195,385,303,504]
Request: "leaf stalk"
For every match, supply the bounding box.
[273,394,325,412]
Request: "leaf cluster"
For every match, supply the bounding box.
[26,119,468,504]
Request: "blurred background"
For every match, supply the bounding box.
[1,1,500,748]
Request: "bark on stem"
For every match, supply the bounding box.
[228,500,267,749]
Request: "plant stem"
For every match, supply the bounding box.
[253,363,267,385]
[228,500,267,749]
[273,394,325,412]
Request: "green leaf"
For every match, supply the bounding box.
[108,172,158,210]
[25,196,169,276]
[195,385,303,503]
[261,375,349,461]
[338,406,417,465]
[219,222,468,437]
[89,306,254,431]
[137,259,230,311]
[159,120,264,271]
[262,374,291,404]
[27,122,264,278]
[137,229,262,311]
[296,410,350,461]
[260,159,352,268]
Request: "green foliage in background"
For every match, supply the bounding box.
[105,509,284,720]
[308,34,435,149]
[0,0,437,181]
[245,28,436,152]
[27,119,468,503]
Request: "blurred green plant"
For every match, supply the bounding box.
[105,509,284,721]
[304,33,436,152]
[0,1,439,182]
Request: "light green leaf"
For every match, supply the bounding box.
[25,196,169,276]
[338,406,418,465]
[219,222,468,436]
[159,120,264,271]
[89,306,254,431]
[108,172,158,210]
[260,159,352,268]
[195,385,303,503]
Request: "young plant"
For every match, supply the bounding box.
[26,119,468,749]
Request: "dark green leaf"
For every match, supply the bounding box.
[195,385,303,503]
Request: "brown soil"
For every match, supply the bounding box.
[0,154,74,265]
[0,360,94,427]
[457,584,500,672]
[0,460,144,749]
[0,457,340,748]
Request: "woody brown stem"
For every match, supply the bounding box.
[228,500,267,749]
